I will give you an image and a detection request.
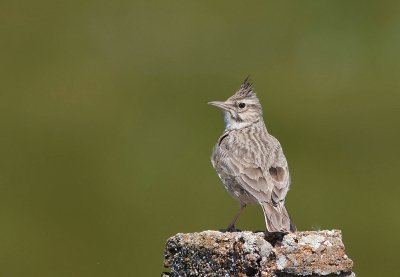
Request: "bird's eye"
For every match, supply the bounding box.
[238,102,246,109]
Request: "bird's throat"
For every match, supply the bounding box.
[223,111,252,130]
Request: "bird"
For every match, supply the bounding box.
[208,77,297,233]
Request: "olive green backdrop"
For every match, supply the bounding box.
[1,1,399,276]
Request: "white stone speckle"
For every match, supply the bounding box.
[241,232,257,253]
[323,240,333,246]
[299,234,325,249]
[282,233,296,246]
[276,255,287,270]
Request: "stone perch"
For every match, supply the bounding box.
[162,230,355,277]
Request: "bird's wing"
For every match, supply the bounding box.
[225,135,290,205]
[265,141,291,205]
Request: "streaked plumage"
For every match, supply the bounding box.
[208,77,296,233]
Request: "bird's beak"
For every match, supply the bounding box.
[208,101,231,111]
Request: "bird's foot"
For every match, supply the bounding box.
[221,224,242,232]
[225,223,235,232]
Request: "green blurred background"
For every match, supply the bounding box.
[1,1,399,276]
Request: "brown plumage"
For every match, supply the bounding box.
[208,77,297,233]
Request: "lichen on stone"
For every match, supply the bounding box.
[163,230,354,277]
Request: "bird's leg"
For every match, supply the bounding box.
[226,204,246,231]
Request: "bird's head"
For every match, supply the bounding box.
[208,77,263,130]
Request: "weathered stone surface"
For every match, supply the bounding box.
[163,230,354,277]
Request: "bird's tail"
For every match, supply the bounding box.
[261,202,297,233]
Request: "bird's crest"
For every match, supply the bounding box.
[232,76,256,99]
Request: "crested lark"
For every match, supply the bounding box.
[208,77,296,233]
